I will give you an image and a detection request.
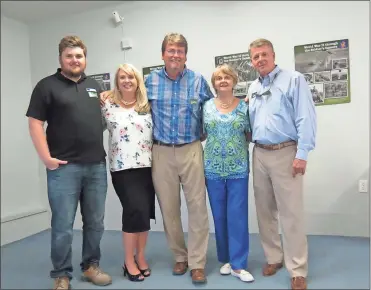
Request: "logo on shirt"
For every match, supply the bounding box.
[86,88,98,98]
[190,98,198,105]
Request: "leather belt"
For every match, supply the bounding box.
[254,140,296,151]
[153,140,188,148]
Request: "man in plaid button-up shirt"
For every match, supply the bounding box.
[145,64,213,144]
[146,33,214,284]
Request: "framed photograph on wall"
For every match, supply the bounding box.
[294,39,351,106]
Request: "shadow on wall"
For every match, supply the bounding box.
[311,168,370,237]
[330,169,370,213]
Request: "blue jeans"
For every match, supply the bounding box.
[206,176,250,270]
[46,161,107,279]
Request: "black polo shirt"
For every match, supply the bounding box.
[26,68,106,163]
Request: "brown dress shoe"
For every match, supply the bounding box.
[262,262,283,276]
[291,276,307,290]
[190,268,207,284]
[172,261,188,275]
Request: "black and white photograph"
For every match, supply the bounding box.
[295,47,349,74]
[142,64,164,82]
[309,83,324,104]
[332,58,348,69]
[294,40,349,73]
[314,71,331,82]
[215,52,259,97]
[324,82,348,99]
[331,68,348,81]
[89,72,111,91]
[303,73,314,84]
[295,50,333,73]
[294,39,350,105]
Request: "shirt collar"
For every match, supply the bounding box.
[55,68,86,84]
[162,65,188,81]
[259,65,280,84]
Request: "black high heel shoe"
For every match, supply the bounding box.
[122,264,144,282]
[134,256,151,277]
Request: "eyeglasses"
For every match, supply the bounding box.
[251,71,280,99]
[251,89,272,99]
[166,49,185,56]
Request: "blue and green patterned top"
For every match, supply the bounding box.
[203,99,251,180]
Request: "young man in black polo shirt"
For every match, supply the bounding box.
[26,36,112,290]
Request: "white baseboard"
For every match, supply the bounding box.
[304,213,370,237]
[2,210,367,245]
[1,209,50,246]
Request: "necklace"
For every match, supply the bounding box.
[217,97,233,109]
[121,99,136,106]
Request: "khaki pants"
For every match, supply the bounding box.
[252,145,308,278]
[152,141,209,270]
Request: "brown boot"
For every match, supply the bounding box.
[172,261,188,275]
[190,268,207,284]
[291,276,307,290]
[53,277,70,290]
[262,262,283,276]
[82,264,112,286]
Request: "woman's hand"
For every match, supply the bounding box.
[100,91,111,106]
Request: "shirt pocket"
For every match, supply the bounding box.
[174,97,199,120]
[268,96,282,116]
[187,97,201,118]
[266,87,284,116]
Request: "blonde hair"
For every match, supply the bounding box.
[108,64,150,114]
[249,38,275,53]
[211,64,238,92]
[161,33,188,55]
[59,35,87,56]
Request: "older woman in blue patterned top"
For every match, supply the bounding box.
[202,64,254,283]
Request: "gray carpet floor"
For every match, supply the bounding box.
[1,230,369,289]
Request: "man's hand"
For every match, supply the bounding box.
[244,95,249,103]
[44,157,68,170]
[100,91,111,106]
[292,158,307,177]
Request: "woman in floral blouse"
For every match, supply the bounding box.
[202,64,254,283]
[101,63,155,282]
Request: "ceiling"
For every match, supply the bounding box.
[1,1,121,24]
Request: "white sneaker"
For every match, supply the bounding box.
[231,269,254,282]
[220,263,231,275]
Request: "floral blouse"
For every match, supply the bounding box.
[203,99,251,180]
[101,100,153,172]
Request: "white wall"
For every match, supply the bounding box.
[1,15,50,245]
[24,1,370,237]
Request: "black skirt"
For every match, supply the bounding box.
[110,167,156,233]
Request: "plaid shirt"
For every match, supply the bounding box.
[145,67,214,144]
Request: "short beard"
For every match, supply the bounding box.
[63,69,83,78]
